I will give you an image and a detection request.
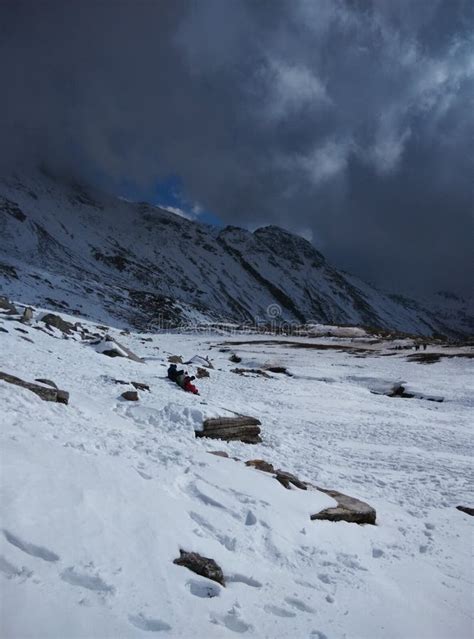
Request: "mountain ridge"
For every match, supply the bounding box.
[0,170,472,336]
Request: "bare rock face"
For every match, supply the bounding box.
[196,416,262,444]
[456,505,474,516]
[173,550,225,586]
[311,488,376,525]
[0,371,69,404]
[121,390,139,401]
[245,459,275,473]
[41,313,75,335]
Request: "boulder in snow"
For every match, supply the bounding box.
[0,296,17,314]
[196,367,210,378]
[456,506,474,516]
[121,390,139,401]
[168,355,183,364]
[196,416,262,444]
[173,550,225,586]
[311,488,376,525]
[94,336,144,363]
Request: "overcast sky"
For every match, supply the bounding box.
[1,0,473,297]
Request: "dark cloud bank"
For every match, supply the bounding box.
[1,0,473,296]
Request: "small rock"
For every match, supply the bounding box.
[131,382,150,391]
[168,355,183,364]
[121,390,139,401]
[0,327,8,333]
[229,353,242,363]
[196,367,210,378]
[245,459,275,473]
[208,451,230,458]
[456,506,474,516]
[173,550,225,586]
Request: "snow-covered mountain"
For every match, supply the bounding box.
[0,170,471,335]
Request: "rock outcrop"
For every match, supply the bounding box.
[0,371,69,404]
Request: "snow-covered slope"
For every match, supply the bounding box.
[0,170,471,335]
[1,305,472,638]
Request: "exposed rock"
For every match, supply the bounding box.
[229,353,242,363]
[208,451,230,458]
[231,368,272,378]
[311,488,376,525]
[173,550,225,586]
[41,313,75,335]
[168,355,183,364]
[275,470,308,490]
[14,327,29,334]
[0,297,17,314]
[196,416,262,444]
[0,371,69,404]
[245,459,275,473]
[131,381,150,391]
[35,378,58,389]
[21,307,34,323]
[0,327,8,333]
[121,390,139,401]
[196,367,210,378]
[456,506,474,516]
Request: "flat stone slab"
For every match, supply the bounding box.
[311,488,376,525]
[196,416,262,444]
[0,371,69,404]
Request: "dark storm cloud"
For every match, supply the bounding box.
[1,0,473,295]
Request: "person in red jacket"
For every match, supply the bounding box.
[183,375,199,395]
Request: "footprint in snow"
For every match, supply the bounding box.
[284,596,315,613]
[60,567,115,594]
[128,613,171,632]
[210,610,253,634]
[263,604,296,618]
[226,573,262,588]
[0,554,33,581]
[187,578,221,598]
[3,529,60,562]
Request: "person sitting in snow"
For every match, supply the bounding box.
[167,363,183,382]
[183,375,199,395]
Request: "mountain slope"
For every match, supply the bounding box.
[0,170,470,335]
